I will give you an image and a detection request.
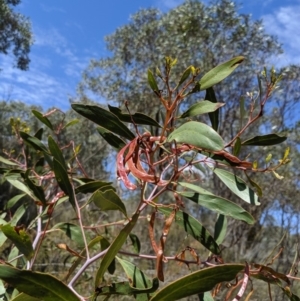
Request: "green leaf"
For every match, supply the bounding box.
[116,257,153,288]
[71,104,135,140]
[0,265,80,301]
[10,205,26,226]
[108,105,161,127]
[176,65,192,88]
[233,137,241,156]
[129,233,141,253]
[53,159,76,211]
[178,182,254,224]
[157,207,220,255]
[198,291,214,301]
[0,224,34,260]
[179,100,225,119]
[99,236,116,275]
[199,56,244,90]
[147,69,159,93]
[0,156,18,166]
[213,168,260,205]
[96,279,159,297]
[150,264,244,301]
[6,178,36,201]
[52,223,84,247]
[6,194,26,209]
[167,121,224,151]
[24,170,46,205]
[11,293,41,301]
[32,110,53,131]
[214,215,227,245]
[205,87,219,131]
[75,180,114,194]
[90,189,127,217]
[62,119,79,129]
[241,134,287,146]
[97,127,126,150]
[95,213,140,287]
[48,136,68,170]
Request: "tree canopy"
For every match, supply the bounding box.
[0,0,32,70]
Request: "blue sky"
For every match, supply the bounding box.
[1,0,300,110]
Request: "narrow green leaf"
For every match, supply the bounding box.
[233,137,241,156]
[6,194,26,209]
[0,224,34,260]
[213,168,260,205]
[245,173,263,197]
[147,69,159,93]
[97,127,126,150]
[32,110,53,131]
[99,236,116,275]
[24,170,46,205]
[186,82,201,96]
[34,128,44,140]
[53,159,76,211]
[11,293,41,301]
[178,182,255,224]
[116,256,153,289]
[157,207,220,255]
[62,119,79,129]
[198,291,214,301]
[48,136,68,170]
[167,121,224,151]
[179,100,225,119]
[96,279,159,296]
[214,215,227,245]
[129,233,141,253]
[0,156,18,166]
[6,178,35,201]
[20,132,49,153]
[176,65,192,88]
[90,189,127,217]
[108,105,161,127]
[150,264,244,301]
[71,104,135,140]
[95,213,140,287]
[0,265,80,301]
[52,223,84,247]
[242,134,287,146]
[205,87,219,131]
[199,56,244,90]
[10,205,26,226]
[75,180,114,194]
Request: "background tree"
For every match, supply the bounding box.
[0,0,32,70]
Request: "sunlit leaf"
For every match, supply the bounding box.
[157,207,220,254]
[199,56,244,90]
[150,264,244,301]
[0,265,80,301]
[0,156,18,166]
[6,194,26,209]
[178,182,254,224]
[75,180,113,194]
[242,134,287,146]
[52,223,84,247]
[32,110,53,131]
[0,224,33,259]
[62,119,80,129]
[71,104,135,140]
[213,168,260,205]
[179,100,225,119]
[167,121,224,151]
[48,136,68,170]
[6,178,36,201]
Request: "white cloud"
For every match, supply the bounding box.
[263,4,300,66]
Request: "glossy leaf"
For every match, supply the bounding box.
[129,233,141,253]
[167,121,224,151]
[0,265,80,301]
[241,134,287,146]
[97,127,126,150]
[205,87,219,131]
[48,136,67,170]
[71,104,135,140]
[150,264,244,301]
[32,110,53,130]
[213,168,260,205]
[178,182,254,224]
[179,100,225,118]
[157,207,220,254]
[24,169,46,205]
[6,178,35,201]
[95,213,140,287]
[147,69,159,93]
[199,56,244,90]
[214,214,227,245]
[53,159,76,210]
[96,278,159,297]
[90,189,127,217]
[19,132,49,153]
[52,223,84,247]
[75,180,113,194]
[0,224,34,260]
[108,105,161,127]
